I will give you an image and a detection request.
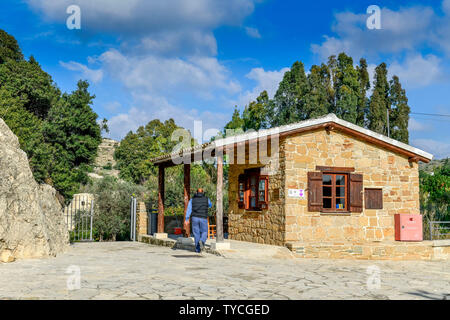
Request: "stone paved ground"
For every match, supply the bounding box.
[0,242,449,300]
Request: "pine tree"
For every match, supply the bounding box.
[368,63,389,135]
[389,75,410,143]
[0,56,60,119]
[356,58,370,127]
[224,106,244,134]
[271,61,310,126]
[327,55,338,114]
[305,64,331,118]
[334,53,359,123]
[242,90,270,131]
[0,29,24,63]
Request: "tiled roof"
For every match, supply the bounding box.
[150,114,433,164]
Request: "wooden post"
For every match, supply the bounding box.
[216,151,224,242]
[157,164,165,233]
[183,163,191,237]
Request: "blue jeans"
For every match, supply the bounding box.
[191,216,208,253]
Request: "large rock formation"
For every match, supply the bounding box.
[0,119,69,263]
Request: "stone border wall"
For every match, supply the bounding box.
[287,241,450,261]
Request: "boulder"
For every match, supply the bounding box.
[0,118,69,263]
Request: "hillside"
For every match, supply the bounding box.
[88,138,121,179]
[419,158,449,174]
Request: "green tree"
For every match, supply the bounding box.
[271,61,310,126]
[389,75,410,143]
[305,64,331,118]
[114,119,182,184]
[420,159,450,236]
[334,53,359,123]
[242,90,270,131]
[0,57,60,119]
[43,80,102,199]
[356,58,370,127]
[224,54,411,144]
[0,30,106,200]
[368,62,389,135]
[326,55,338,113]
[224,106,245,134]
[0,29,24,63]
[0,87,53,183]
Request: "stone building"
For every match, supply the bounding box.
[150,114,449,259]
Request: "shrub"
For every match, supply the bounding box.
[80,176,146,241]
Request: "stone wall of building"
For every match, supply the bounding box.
[283,128,420,245]
[228,139,287,246]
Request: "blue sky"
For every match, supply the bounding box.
[1,0,450,158]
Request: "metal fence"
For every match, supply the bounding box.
[429,221,450,240]
[130,197,137,241]
[64,195,94,242]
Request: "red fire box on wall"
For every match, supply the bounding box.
[394,214,423,241]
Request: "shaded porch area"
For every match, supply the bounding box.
[150,143,229,250]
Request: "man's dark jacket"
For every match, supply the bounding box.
[191,192,209,219]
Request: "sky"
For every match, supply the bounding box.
[1,0,450,158]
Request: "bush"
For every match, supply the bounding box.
[80,176,146,241]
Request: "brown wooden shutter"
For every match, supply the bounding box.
[349,173,363,212]
[364,188,383,209]
[307,171,323,212]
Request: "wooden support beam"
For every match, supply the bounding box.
[216,152,224,242]
[157,165,165,233]
[183,163,191,237]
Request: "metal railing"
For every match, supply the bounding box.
[429,221,450,240]
[130,197,137,241]
[64,196,94,242]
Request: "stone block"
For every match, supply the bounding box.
[211,241,231,250]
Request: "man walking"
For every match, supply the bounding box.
[184,188,212,253]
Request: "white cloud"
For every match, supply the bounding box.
[389,54,445,89]
[408,118,430,132]
[26,0,256,31]
[103,101,121,113]
[90,48,240,139]
[105,97,229,141]
[98,49,240,98]
[411,138,450,159]
[237,67,290,107]
[137,30,218,57]
[311,5,439,59]
[245,27,261,39]
[59,61,103,83]
[26,1,260,139]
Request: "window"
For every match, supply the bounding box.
[308,169,363,213]
[238,168,269,211]
[365,188,383,209]
[322,174,348,212]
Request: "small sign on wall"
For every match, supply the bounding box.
[288,189,305,199]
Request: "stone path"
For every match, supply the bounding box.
[0,242,449,300]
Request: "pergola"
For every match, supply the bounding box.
[149,125,279,245]
[150,142,227,243]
